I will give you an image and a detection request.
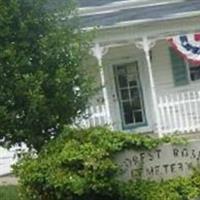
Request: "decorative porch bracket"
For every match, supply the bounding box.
[90,43,112,126]
[135,37,162,137]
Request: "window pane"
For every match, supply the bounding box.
[190,65,200,81]
[123,102,133,124]
[120,89,129,100]
[134,111,143,123]
[118,75,128,88]
[130,88,139,99]
[117,66,126,75]
[123,102,131,113]
[129,80,138,87]
[124,113,134,124]
[127,74,137,86]
[131,99,141,110]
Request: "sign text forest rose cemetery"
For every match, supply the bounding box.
[115,140,200,181]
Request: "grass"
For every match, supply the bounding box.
[0,185,19,200]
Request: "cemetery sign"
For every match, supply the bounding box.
[115,140,200,181]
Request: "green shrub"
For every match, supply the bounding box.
[119,177,199,200]
[14,127,200,200]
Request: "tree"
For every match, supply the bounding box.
[0,0,93,151]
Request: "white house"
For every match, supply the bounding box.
[76,0,200,137]
[2,0,200,178]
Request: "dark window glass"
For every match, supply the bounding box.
[121,89,129,100]
[123,102,131,113]
[123,102,133,124]
[190,65,200,81]
[131,99,141,110]
[118,75,128,88]
[130,88,139,98]
[124,113,134,124]
[134,112,143,123]
[117,66,126,75]
[129,80,138,87]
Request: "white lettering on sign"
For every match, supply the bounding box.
[115,140,200,181]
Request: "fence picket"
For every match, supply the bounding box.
[164,96,171,133]
[74,104,108,128]
[193,91,198,131]
[187,91,194,132]
[197,91,200,130]
[158,96,166,134]
[181,92,188,132]
[170,94,177,132]
[176,94,184,131]
[158,90,200,135]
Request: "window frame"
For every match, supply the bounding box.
[185,60,200,83]
[113,61,147,130]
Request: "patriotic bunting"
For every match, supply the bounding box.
[169,33,200,64]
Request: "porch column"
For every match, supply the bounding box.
[91,43,112,126]
[135,37,161,137]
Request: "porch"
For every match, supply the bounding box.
[77,88,200,136]
[78,90,200,136]
[76,37,200,137]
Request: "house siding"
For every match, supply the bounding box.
[153,40,200,95]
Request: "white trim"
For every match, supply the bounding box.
[135,37,161,136]
[99,66,112,125]
[116,11,200,27]
[106,62,123,130]
[79,0,183,17]
[90,44,112,126]
[87,16,200,46]
[83,11,200,32]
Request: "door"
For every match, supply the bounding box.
[114,62,146,129]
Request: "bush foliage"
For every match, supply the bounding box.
[14,128,200,200]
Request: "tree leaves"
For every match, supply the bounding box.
[0,0,93,151]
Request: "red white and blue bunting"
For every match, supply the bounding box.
[169,33,200,64]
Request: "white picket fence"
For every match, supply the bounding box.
[0,144,29,177]
[158,90,200,135]
[74,104,109,128]
[0,147,20,177]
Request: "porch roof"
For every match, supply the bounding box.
[78,0,200,29]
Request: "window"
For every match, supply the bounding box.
[169,47,200,86]
[188,63,200,81]
[114,62,146,129]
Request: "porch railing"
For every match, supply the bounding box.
[74,104,109,128]
[158,90,200,135]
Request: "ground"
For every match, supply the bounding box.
[0,175,18,186]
